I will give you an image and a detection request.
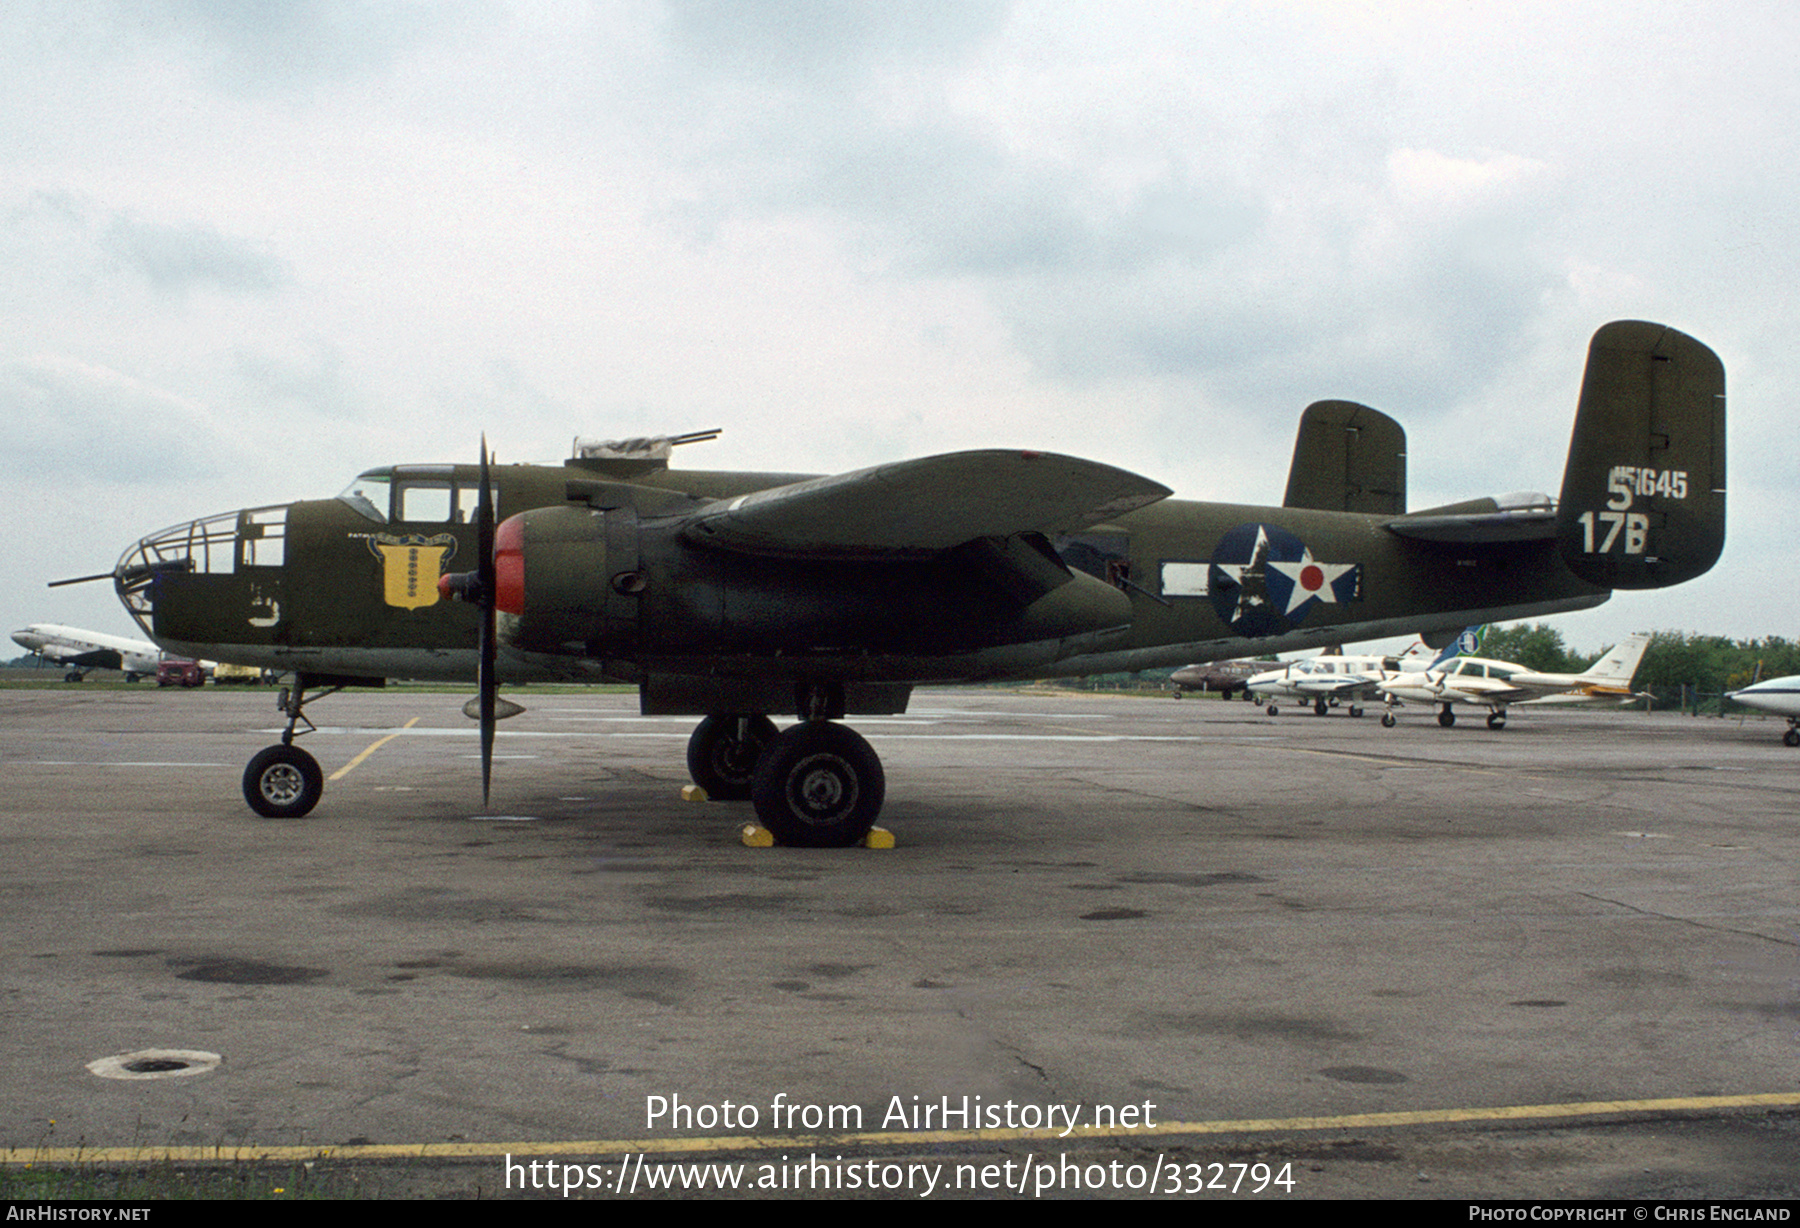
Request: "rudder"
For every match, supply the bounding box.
[1557,321,1725,589]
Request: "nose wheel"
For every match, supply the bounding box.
[243,744,324,818]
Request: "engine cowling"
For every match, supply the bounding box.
[494,505,642,655]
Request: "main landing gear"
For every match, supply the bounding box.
[685,713,887,848]
[242,678,339,819]
[685,714,779,800]
[1784,720,1800,748]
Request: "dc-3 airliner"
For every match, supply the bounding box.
[9,623,163,682]
[75,321,1725,846]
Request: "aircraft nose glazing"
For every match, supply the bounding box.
[114,505,290,636]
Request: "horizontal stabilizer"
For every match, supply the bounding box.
[1385,495,1556,544]
[682,450,1172,559]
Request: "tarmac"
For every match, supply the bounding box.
[2,683,1797,1199]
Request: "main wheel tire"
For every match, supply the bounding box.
[686,714,779,801]
[1349,705,1364,718]
[1380,712,1397,728]
[751,722,885,848]
[243,745,323,819]
[1486,712,1506,730]
[1314,698,1328,716]
[1784,728,1799,748]
[1437,707,1456,728]
[1267,704,1279,716]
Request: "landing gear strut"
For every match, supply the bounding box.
[242,677,337,819]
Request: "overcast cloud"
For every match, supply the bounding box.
[4,0,1795,652]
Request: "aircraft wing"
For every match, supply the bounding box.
[1292,676,1386,698]
[681,450,1172,559]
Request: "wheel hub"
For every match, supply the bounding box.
[791,755,854,821]
[260,764,306,805]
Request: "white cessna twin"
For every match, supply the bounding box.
[1377,632,1652,730]
[1245,640,1455,719]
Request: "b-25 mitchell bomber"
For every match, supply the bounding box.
[89,322,1725,846]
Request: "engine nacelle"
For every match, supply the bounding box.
[496,505,642,655]
[495,498,1135,667]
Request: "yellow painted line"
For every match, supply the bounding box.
[7,1091,1799,1166]
[328,717,420,781]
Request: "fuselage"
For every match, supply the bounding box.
[1245,654,1406,703]
[1729,676,1800,717]
[111,454,1612,704]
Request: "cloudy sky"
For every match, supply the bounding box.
[5,0,1795,657]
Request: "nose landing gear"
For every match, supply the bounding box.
[241,676,347,819]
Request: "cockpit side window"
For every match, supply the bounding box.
[337,466,495,524]
[398,482,455,523]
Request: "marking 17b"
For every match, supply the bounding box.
[1577,510,1648,554]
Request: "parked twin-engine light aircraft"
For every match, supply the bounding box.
[1727,677,1800,745]
[83,321,1725,846]
[1243,641,1447,718]
[1377,631,1653,729]
[9,623,163,682]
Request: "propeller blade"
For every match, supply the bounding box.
[477,437,497,808]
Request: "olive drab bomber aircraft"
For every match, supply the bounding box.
[90,321,1725,847]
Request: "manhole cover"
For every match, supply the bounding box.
[87,1049,222,1080]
